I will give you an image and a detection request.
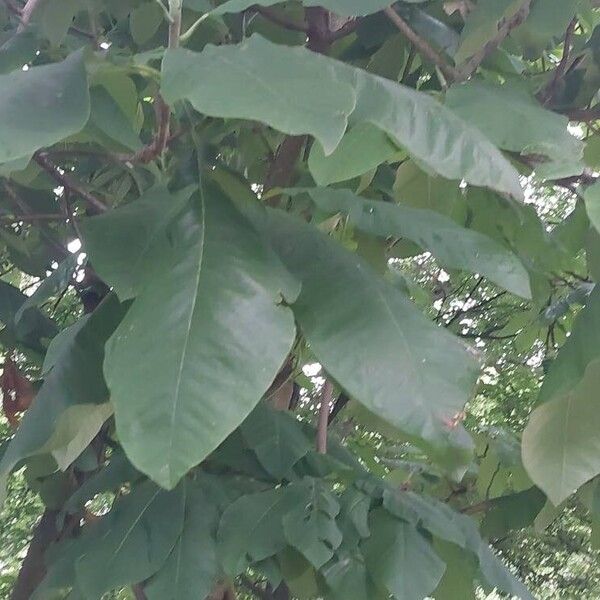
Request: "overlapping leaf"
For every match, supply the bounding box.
[162,34,523,198]
[101,186,297,489]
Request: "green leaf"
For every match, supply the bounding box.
[0,279,58,352]
[162,35,523,199]
[283,478,343,568]
[15,254,79,325]
[523,358,600,504]
[481,487,546,538]
[75,480,185,598]
[585,180,600,234]
[260,208,479,460]
[323,553,378,600]
[208,0,401,18]
[217,485,298,574]
[362,509,445,600]
[145,477,220,600]
[446,80,584,179]
[0,295,125,501]
[35,0,79,46]
[81,185,193,300]
[301,187,531,298]
[0,51,90,164]
[104,187,297,489]
[241,403,312,480]
[130,1,164,46]
[433,541,477,600]
[308,123,399,186]
[455,0,523,62]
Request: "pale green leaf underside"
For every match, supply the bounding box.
[299,187,532,298]
[162,35,523,199]
[523,358,600,505]
[104,189,296,489]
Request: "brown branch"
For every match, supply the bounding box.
[538,18,578,105]
[457,0,532,81]
[33,152,108,214]
[327,17,360,42]
[16,0,43,32]
[384,6,460,83]
[263,135,307,205]
[132,584,147,600]
[316,380,333,453]
[562,105,600,122]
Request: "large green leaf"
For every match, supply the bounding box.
[362,509,445,600]
[523,358,600,505]
[162,35,523,199]
[241,403,312,480]
[300,187,531,298]
[103,187,297,489]
[283,478,343,568]
[0,296,124,501]
[81,185,193,300]
[260,208,479,460]
[145,477,220,600]
[446,80,584,179]
[217,485,298,574]
[0,51,90,164]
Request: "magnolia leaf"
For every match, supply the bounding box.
[81,185,193,300]
[0,296,124,502]
[446,80,584,179]
[300,187,532,298]
[162,35,523,198]
[261,208,479,459]
[308,123,399,186]
[283,479,343,568]
[241,403,312,479]
[362,509,445,600]
[145,477,221,600]
[74,480,185,597]
[523,358,600,504]
[104,187,297,489]
[585,180,600,234]
[217,485,298,574]
[0,51,90,164]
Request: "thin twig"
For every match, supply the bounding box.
[316,380,333,454]
[384,6,460,83]
[16,0,43,32]
[456,0,532,81]
[34,152,108,214]
[538,18,578,104]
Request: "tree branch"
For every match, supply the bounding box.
[16,0,43,32]
[456,0,532,81]
[538,18,578,105]
[34,152,108,214]
[384,6,460,83]
[316,380,333,453]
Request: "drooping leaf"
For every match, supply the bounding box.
[145,476,221,600]
[307,123,399,186]
[35,0,79,46]
[0,51,90,164]
[103,186,297,489]
[523,358,600,504]
[300,186,531,298]
[362,509,445,600]
[260,208,479,461]
[446,79,584,179]
[283,478,343,568]
[217,485,298,575]
[162,35,523,198]
[241,403,312,480]
[0,295,125,501]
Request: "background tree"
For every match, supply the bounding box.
[1,0,600,599]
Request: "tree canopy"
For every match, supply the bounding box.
[1,0,600,598]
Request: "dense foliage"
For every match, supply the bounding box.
[1,0,600,598]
